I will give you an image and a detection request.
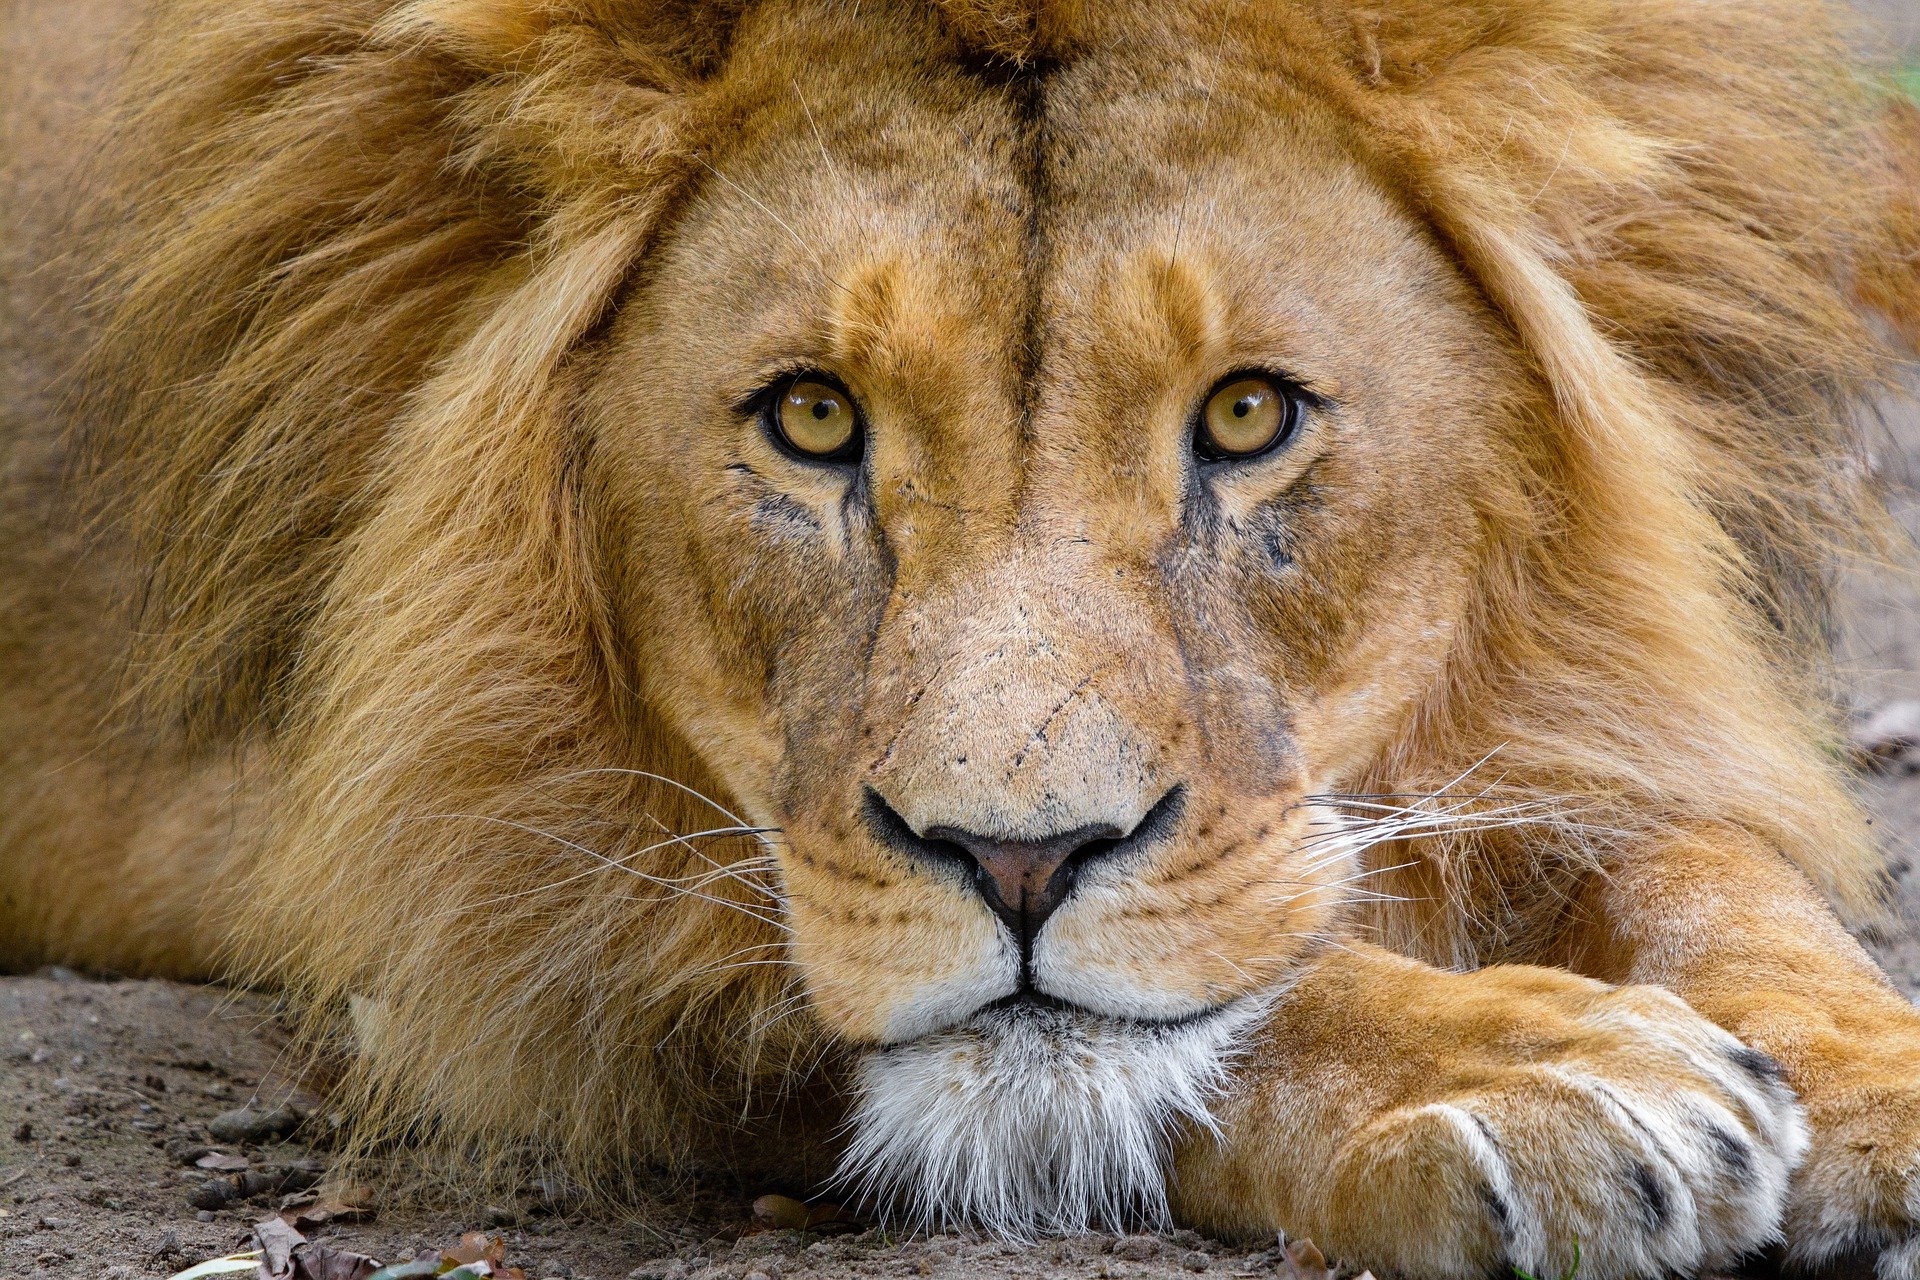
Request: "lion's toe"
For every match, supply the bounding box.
[1325,987,1805,1280]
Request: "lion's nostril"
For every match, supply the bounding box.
[860,787,1183,948]
[925,825,1116,938]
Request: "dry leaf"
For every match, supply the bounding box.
[255,1217,305,1280]
[441,1234,506,1268]
[251,1217,377,1280]
[1271,1237,1337,1280]
[280,1201,374,1231]
[291,1245,380,1280]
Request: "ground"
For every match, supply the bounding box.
[4,3,1920,1279]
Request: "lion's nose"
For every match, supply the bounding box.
[862,788,1183,947]
[922,821,1120,939]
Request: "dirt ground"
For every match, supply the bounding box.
[5,3,1920,1280]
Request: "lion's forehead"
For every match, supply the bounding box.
[654,0,1504,478]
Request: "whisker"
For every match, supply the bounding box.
[415,813,793,932]
[540,766,757,830]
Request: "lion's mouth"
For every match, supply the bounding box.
[969,987,1238,1035]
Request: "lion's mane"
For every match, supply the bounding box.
[75,0,1920,1187]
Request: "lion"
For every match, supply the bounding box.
[6,0,1920,1274]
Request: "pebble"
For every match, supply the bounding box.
[207,1106,301,1145]
[526,1173,579,1216]
[167,1139,217,1167]
[1111,1236,1160,1262]
[626,1264,686,1280]
[750,1195,808,1232]
[195,1211,216,1223]
[1180,1250,1212,1272]
[186,1180,234,1211]
[1855,700,1920,774]
[194,1153,249,1172]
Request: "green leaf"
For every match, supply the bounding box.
[1512,1239,1582,1280]
[166,1253,262,1280]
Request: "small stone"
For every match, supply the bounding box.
[1180,1250,1211,1272]
[59,1155,79,1169]
[195,1153,250,1172]
[526,1173,579,1216]
[207,1106,300,1145]
[145,1230,182,1263]
[1169,1230,1205,1251]
[1112,1236,1160,1262]
[485,1205,519,1227]
[196,1211,217,1223]
[750,1195,809,1232]
[167,1137,217,1167]
[187,1180,234,1211]
[545,1263,573,1279]
[1853,700,1920,773]
[236,1171,281,1200]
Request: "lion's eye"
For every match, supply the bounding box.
[771,376,862,462]
[1195,373,1299,461]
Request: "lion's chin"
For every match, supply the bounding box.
[835,994,1266,1240]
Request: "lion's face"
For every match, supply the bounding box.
[583,1,1520,1054]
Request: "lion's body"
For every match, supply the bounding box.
[7,0,1920,1273]
[0,0,240,980]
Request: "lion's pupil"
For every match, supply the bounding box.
[812,401,831,420]
[1234,398,1254,418]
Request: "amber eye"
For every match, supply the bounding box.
[1195,373,1299,461]
[770,375,862,462]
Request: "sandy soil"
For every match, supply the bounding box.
[4,3,1920,1280]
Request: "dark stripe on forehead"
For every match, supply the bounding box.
[1007,63,1054,448]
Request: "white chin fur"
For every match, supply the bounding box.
[837,998,1265,1240]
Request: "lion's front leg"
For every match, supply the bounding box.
[1571,830,1920,1277]
[1171,943,1805,1280]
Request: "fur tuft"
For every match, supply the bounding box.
[838,1001,1265,1239]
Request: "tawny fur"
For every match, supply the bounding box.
[5,0,1920,1273]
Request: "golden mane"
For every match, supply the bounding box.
[73,0,1920,1185]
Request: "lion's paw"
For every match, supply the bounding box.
[1786,1030,1920,1280]
[1324,986,1806,1280]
